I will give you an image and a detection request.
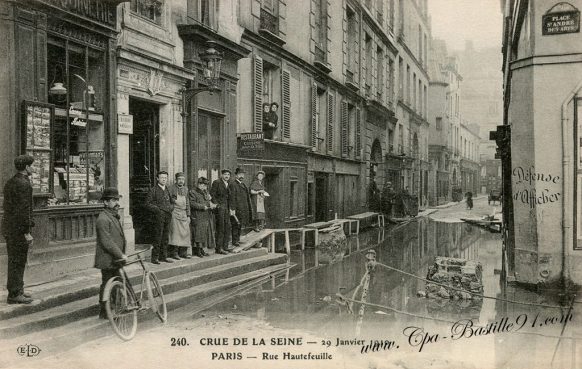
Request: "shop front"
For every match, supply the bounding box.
[239,140,309,228]
[0,1,120,251]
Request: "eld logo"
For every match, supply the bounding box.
[17,344,41,357]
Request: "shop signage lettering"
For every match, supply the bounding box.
[41,0,116,26]
[118,114,134,134]
[542,10,580,35]
[71,117,87,127]
[238,133,264,155]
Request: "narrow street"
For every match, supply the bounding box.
[15,199,580,369]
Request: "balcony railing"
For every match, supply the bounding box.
[260,8,279,35]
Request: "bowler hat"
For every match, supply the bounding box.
[101,187,122,200]
[14,155,34,167]
[235,167,245,175]
[221,169,231,175]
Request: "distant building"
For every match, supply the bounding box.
[428,39,466,204]
[456,41,503,162]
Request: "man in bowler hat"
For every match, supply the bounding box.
[210,169,233,254]
[229,167,252,246]
[146,171,175,264]
[2,155,35,304]
[94,188,127,319]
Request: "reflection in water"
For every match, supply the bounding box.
[206,218,580,368]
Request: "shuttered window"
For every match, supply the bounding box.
[327,92,334,153]
[311,82,317,148]
[253,55,263,132]
[355,107,361,159]
[341,101,349,158]
[281,70,291,139]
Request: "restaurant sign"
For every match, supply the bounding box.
[543,9,580,35]
[238,133,264,156]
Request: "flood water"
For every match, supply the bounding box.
[201,218,582,369]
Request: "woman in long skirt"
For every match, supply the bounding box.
[250,171,267,231]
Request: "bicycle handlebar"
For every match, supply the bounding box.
[114,246,152,265]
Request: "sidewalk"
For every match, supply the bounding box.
[428,196,499,223]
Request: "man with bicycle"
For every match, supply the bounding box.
[94,188,127,319]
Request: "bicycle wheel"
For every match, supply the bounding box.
[104,280,138,341]
[146,272,167,323]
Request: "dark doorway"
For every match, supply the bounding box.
[263,167,282,227]
[129,98,159,244]
[315,173,328,222]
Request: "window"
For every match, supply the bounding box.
[260,0,279,34]
[398,57,404,99]
[346,7,357,77]
[130,0,164,26]
[413,73,417,110]
[307,182,314,216]
[46,38,107,206]
[376,0,383,24]
[406,65,411,104]
[399,125,404,154]
[389,0,395,30]
[436,117,442,130]
[376,47,383,101]
[388,58,395,103]
[188,0,215,28]
[365,33,373,96]
[314,0,328,62]
[290,179,298,217]
[262,62,280,107]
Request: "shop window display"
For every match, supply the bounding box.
[46,38,106,205]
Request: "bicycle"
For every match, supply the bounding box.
[103,247,167,340]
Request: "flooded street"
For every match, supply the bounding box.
[28,199,581,369]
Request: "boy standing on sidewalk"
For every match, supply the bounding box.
[94,188,127,319]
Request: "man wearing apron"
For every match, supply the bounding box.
[168,172,192,259]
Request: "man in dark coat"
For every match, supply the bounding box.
[189,177,216,257]
[94,187,127,319]
[2,155,35,304]
[145,171,174,264]
[210,169,233,254]
[229,167,252,246]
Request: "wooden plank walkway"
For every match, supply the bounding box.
[347,212,385,234]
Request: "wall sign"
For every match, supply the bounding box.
[543,3,580,35]
[118,114,134,134]
[238,133,264,156]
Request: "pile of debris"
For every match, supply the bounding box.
[421,257,483,300]
[317,223,347,264]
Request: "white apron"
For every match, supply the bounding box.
[169,194,191,247]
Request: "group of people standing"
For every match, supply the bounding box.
[145,168,268,263]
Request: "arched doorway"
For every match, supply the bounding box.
[370,138,383,179]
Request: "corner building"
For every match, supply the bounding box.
[500,0,582,286]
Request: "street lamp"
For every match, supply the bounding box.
[181,41,223,118]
